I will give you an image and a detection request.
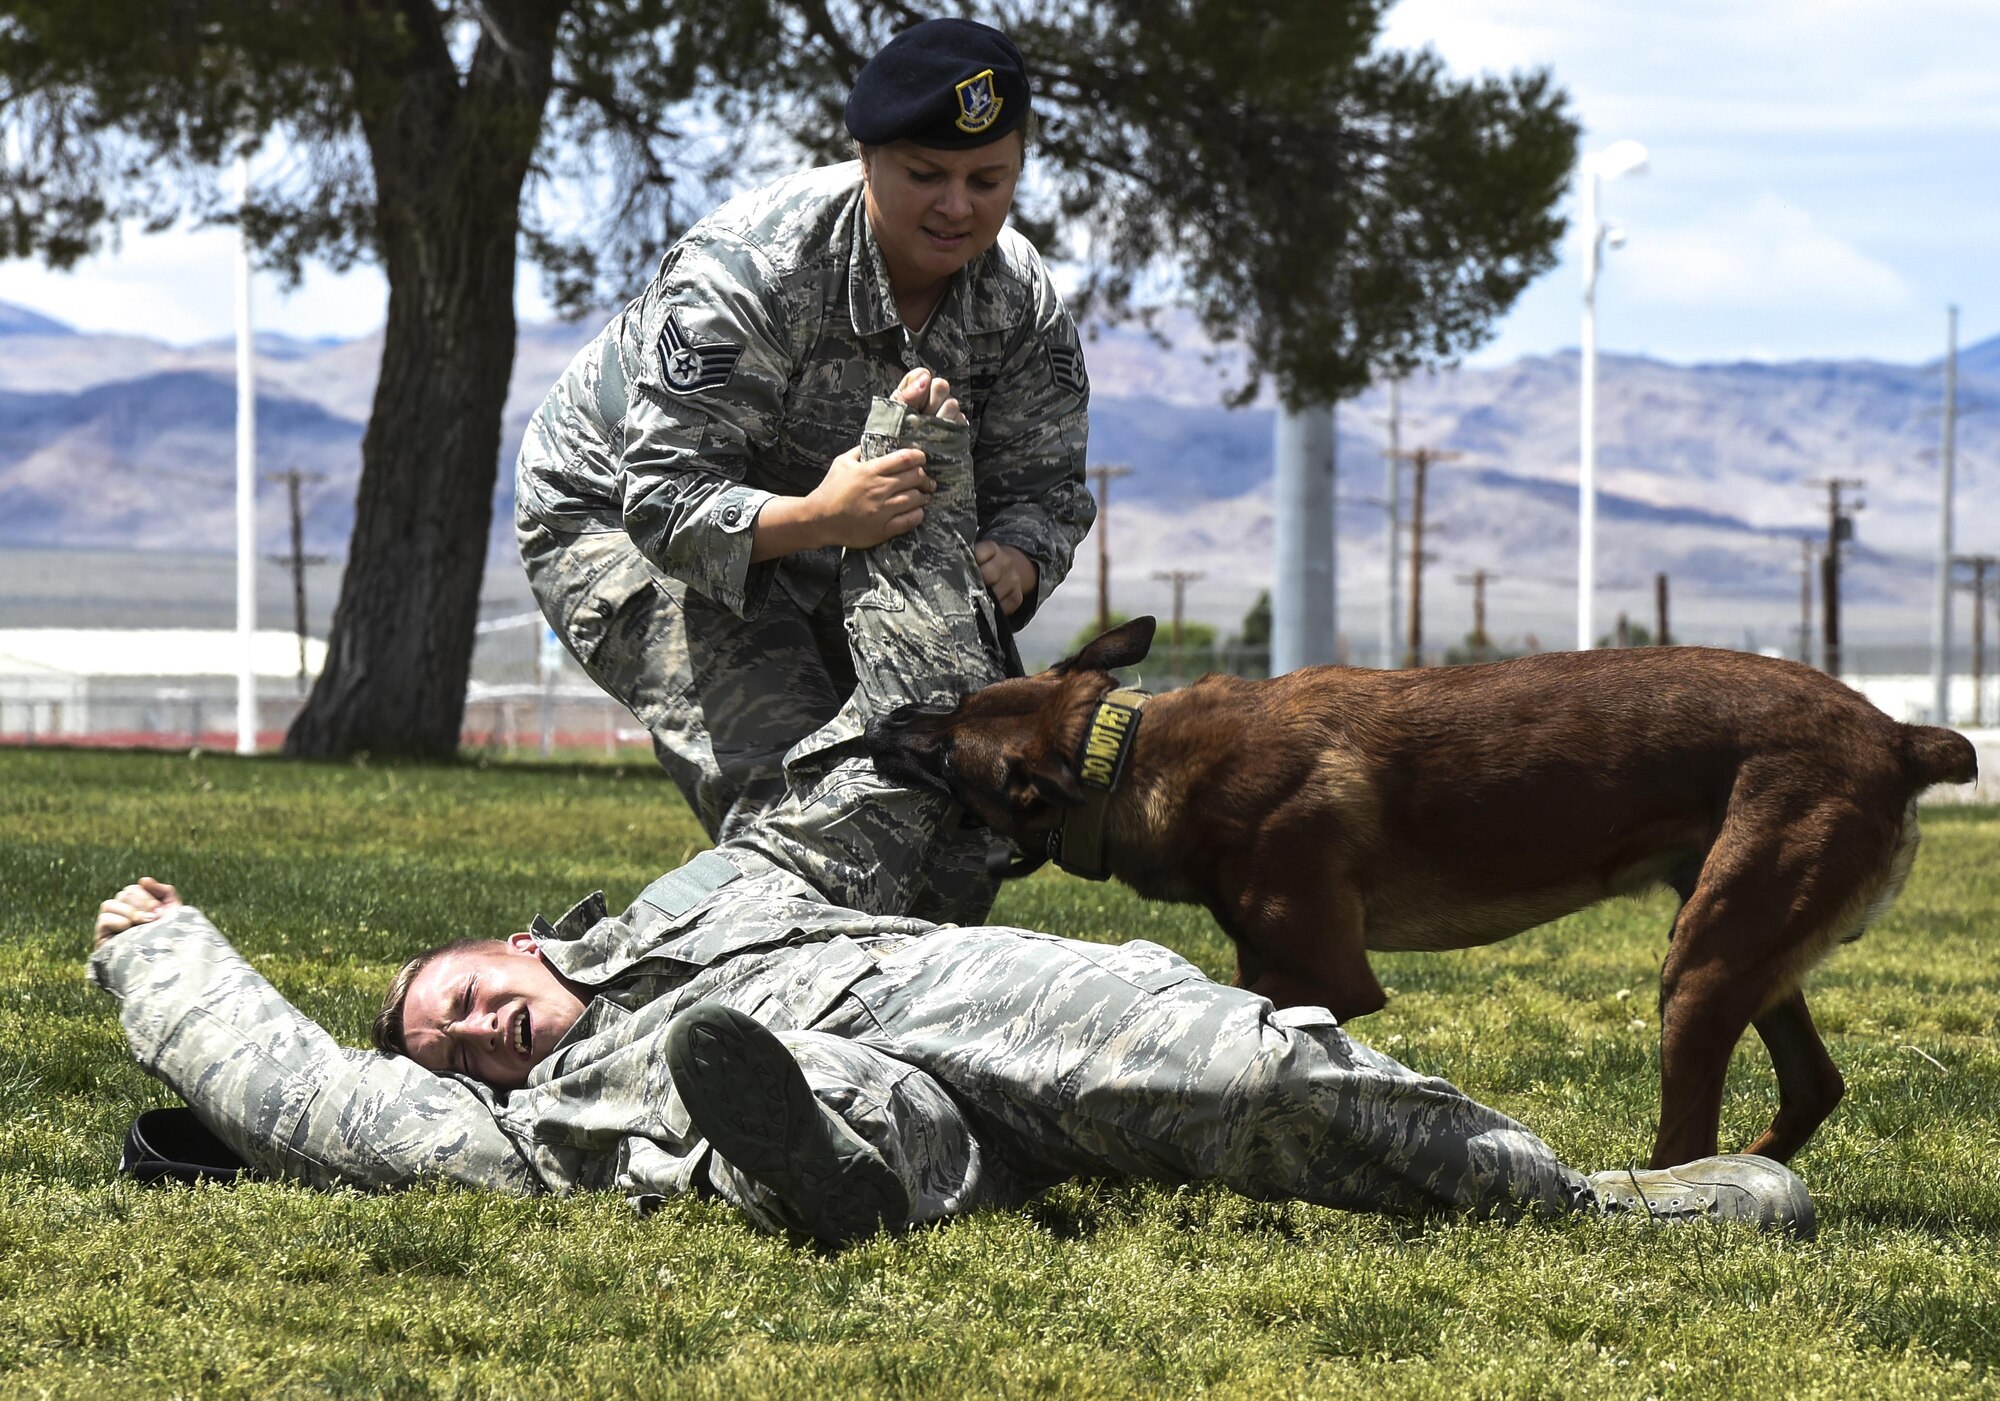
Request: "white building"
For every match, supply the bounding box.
[0,629,326,743]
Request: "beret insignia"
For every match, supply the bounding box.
[658,310,743,395]
[954,69,1003,135]
[1046,344,1087,397]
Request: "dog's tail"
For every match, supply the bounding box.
[1899,724,1978,790]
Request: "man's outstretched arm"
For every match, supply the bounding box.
[91,881,545,1195]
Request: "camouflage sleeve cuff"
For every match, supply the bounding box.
[707,482,780,618]
[626,477,778,618]
[91,909,544,1196]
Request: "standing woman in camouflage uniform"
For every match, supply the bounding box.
[515,19,1092,923]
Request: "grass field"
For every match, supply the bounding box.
[1,747,1995,1399]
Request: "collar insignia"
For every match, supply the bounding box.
[954,70,1003,135]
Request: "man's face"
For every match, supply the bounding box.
[400,934,586,1090]
[861,137,1022,296]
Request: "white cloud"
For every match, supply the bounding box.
[0,222,391,345]
[1618,194,1911,314]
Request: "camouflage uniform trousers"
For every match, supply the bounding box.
[519,408,1000,926]
[703,926,1595,1235]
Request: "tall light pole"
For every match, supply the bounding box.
[234,151,259,755]
[1575,138,1648,652]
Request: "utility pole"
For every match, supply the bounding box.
[1931,307,1959,724]
[1797,537,1815,667]
[262,468,326,694]
[1455,568,1495,660]
[1087,464,1133,635]
[1654,572,1670,646]
[1151,569,1206,682]
[1381,379,1402,669]
[1809,477,1865,679]
[1392,447,1460,666]
[1953,554,1996,728]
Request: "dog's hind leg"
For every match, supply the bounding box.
[1745,991,1843,1163]
[1650,772,1896,1169]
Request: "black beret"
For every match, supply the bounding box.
[845,18,1031,150]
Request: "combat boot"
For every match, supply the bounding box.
[1587,1153,1815,1237]
[665,1002,912,1246]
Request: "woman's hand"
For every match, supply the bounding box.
[800,444,936,549]
[94,877,182,949]
[750,368,968,560]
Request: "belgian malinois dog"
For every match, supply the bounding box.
[866,618,1977,1168]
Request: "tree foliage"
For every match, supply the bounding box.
[0,0,1577,756]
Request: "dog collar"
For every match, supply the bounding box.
[1051,687,1148,881]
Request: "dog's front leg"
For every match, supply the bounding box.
[1225,879,1387,1021]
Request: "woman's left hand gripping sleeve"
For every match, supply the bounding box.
[90,908,545,1195]
[974,276,1095,626]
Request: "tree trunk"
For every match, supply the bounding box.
[286,14,555,759]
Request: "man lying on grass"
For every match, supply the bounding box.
[90,379,1814,1243]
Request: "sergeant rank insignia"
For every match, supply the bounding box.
[658,311,743,395]
[953,69,1003,135]
[1047,343,1087,397]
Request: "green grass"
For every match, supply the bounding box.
[1,747,1996,1398]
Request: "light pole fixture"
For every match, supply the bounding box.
[1576,138,1647,651]
[235,151,259,755]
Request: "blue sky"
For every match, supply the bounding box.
[2,0,1994,366]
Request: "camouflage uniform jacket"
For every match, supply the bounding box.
[514,161,1095,624]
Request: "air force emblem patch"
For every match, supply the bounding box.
[658,311,743,395]
[953,69,1003,135]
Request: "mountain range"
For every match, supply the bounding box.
[1,298,1993,667]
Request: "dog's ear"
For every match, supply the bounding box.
[1051,616,1158,676]
[864,711,960,796]
[1024,756,1086,807]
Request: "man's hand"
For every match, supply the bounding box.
[891,366,967,425]
[901,368,1031,609]
[975,541,1038,616]
[94,877,182,949]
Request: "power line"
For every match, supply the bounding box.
[1151,569,1206,682]
[1952,554,1997,727]
[1453,568,1497,661]
[263,468,327,694]
[1086,463,1133,635]
[1389,447,1461,666]
[1806,476,1865,678]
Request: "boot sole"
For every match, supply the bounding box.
[665,1003,910,1245]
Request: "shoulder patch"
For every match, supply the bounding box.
[1046,343,1087,398]
[658,310,744,395]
